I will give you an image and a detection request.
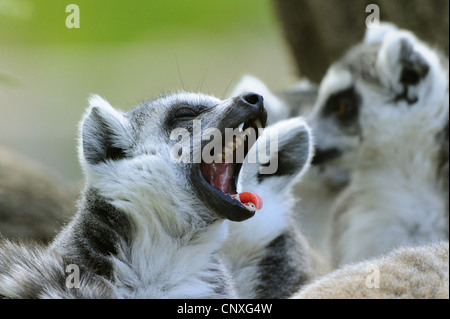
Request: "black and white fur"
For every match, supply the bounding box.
[0,92,267,298]
[308,23,449,266]
[231,76,349,253]
[222,117,330,298]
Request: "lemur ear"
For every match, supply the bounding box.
[79,95,133,166]
[376,31,429,103]
[256,117,313,186]
[363,22,398,44]
[231,75,288,124]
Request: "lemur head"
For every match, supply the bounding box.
[309,23,449,170]
[79,92,267,234]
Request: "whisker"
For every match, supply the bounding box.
[221,74,238,99]
[175,54,186,91]
[197,66,210,92]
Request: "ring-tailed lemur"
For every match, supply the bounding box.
[293,240,449,299]
[231,75,349,253]
[0,91,268,298]
[222,116,330,298]
[307,23,449,266]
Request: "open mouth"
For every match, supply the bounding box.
[199,114,266,218]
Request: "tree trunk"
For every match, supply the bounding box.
[273,0,449,82]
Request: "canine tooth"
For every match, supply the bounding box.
[254,118,262,129]
[238,122,245,132]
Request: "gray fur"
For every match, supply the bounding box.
[255,231,311,299]
[308,23,450,266]
[0,239,115,298]
[222,117,330,299]
[0,91,267,298]
[52,188,134,279]
[275,82,319,119]
[230,75,349,254]
[337,43,382,86]
[436,120,449,231]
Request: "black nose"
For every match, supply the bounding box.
[240,93,264,110]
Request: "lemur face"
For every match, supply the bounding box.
[79,92,267,224]
[309,23,449,169]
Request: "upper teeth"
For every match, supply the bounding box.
[215,119,262,162]
[254,119,263,130]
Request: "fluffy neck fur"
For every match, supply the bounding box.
[51,186,235,298]
[332,117,449,265]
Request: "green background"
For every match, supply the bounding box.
[0,0,295,181]
[0,0,276,44]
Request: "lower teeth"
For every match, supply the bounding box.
[230,194,258,212]
[244,203,256,211]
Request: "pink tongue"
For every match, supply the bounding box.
[231,192,263,210]
[201,162,263,211]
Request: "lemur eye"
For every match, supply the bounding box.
[323,87,360,125]
[338,103,347,117]
[336,102,357,120]
[173,107,200,121]
[167,104,211,129]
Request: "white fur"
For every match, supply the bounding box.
[308,23,449,266]
[81,94,236,298]
[21,91,256,299]
[363,22,398,44]
[222,117,329,298]
[230,75,347,253]
[232,117,313,244]
[111,222,231,298]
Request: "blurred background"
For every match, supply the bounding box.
[1,0,448,182]
[0,0,295,181]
